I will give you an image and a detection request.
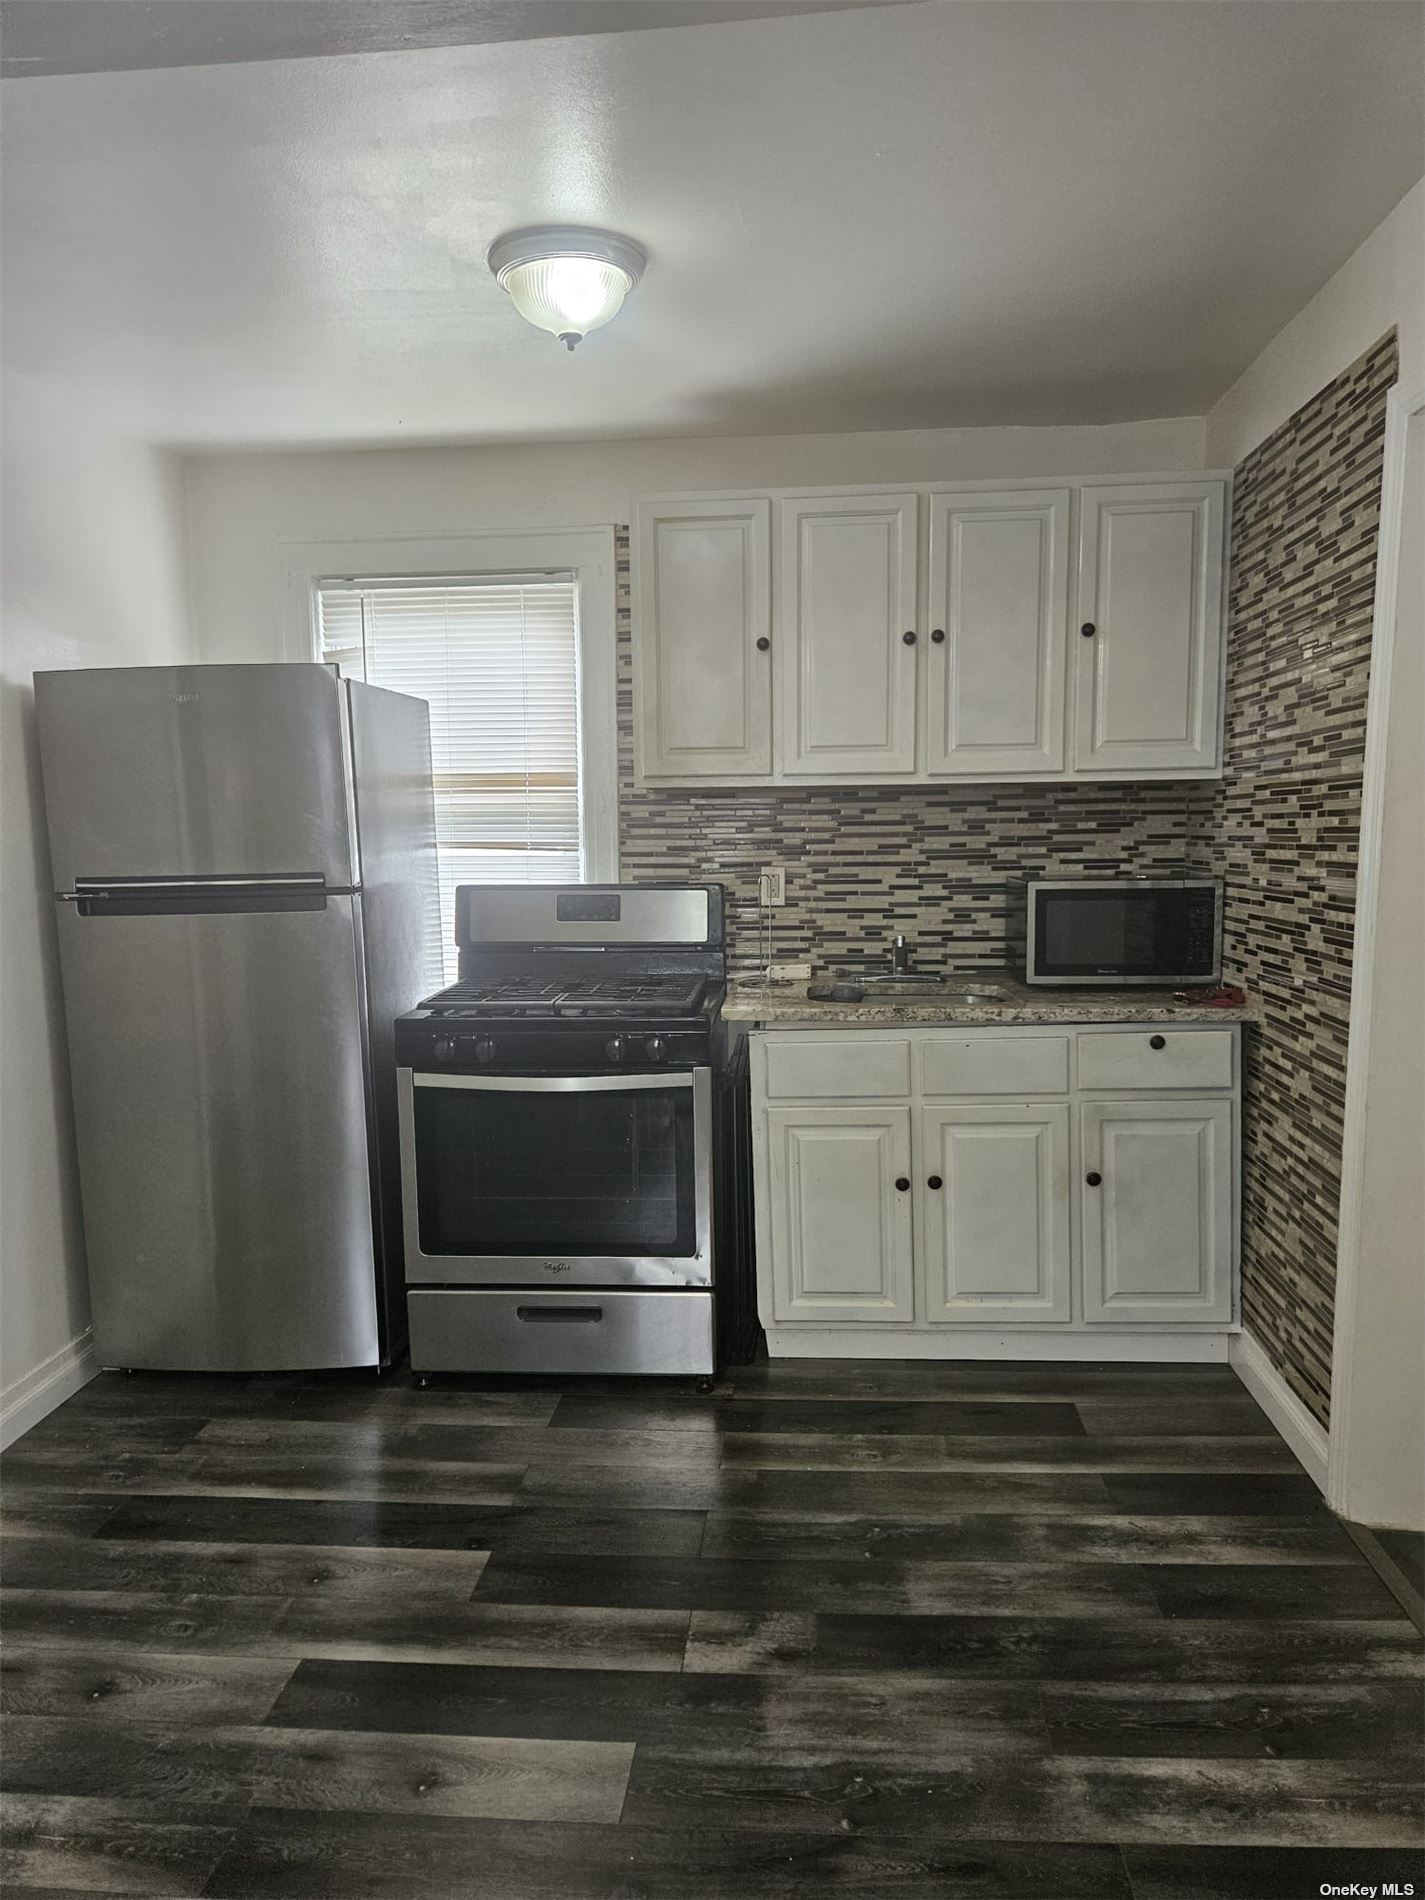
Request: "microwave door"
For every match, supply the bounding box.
[1028,884,1219,984]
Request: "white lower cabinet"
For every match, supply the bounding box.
[764,1105,915,1324]
[750,1023,1238,1354]
[1080,1097,1233,1325]
[920,1103,1071,1325]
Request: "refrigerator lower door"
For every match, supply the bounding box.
[55,894,380,1371]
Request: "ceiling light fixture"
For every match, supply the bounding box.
[487,227,646,351]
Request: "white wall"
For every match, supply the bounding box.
[1329,389,1425,1531]
[186,416,1205,663]
[0,370,193,1442]
[1208,179,1424,467]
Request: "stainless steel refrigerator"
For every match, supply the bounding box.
[35,663,440,1372]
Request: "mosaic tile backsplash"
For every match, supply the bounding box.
[1194,331,1396,1429]
[617,333,1394,1426]
[615,531,1214,977]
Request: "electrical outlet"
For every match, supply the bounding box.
[769,960,812,982]
[758,865,786,907]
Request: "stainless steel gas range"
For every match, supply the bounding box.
[395,883,727,1377]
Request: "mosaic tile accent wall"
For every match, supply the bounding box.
[614,526,1214,975]
[1196,331,1397,1429]
[617,331,1392,1427]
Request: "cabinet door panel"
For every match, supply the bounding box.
[782,495,919,775]
[634,499,772,778]
[766,1107,914,1323]
[927,489,1070,775]
[1081,1098,1233,1324]
[921,1104,1071,1324]
[1075,482,1225,773]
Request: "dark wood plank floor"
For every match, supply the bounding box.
[2,1359,1422,1899]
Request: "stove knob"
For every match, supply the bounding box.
[645,1035,667,1063]
[433,1038,458,1063]
[605,1035,627,1064]
[474,1038,497,1065]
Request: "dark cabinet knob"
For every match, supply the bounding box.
[894,1176,910,1192]
[1085,1171,1103,1187]
[1080,622,1096,638]
[927,1174,943,1191]
[930,628,946,644]
[755,636,771,652]
[1149,1034,1167,1050]
[902,630,917,645]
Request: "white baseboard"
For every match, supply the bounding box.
[763,1328,1232,1363]
[1229,1328,1330,1496]
[0,1330,98,1450]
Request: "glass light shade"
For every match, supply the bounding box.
[488,228,645,350]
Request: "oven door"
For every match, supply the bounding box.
[398,1068,713,1288]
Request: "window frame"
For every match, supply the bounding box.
[280,529,617,884]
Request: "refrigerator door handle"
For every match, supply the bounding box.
[63,874,353,917]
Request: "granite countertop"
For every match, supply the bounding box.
[723,969,1261,1027]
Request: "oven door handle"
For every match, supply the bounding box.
[411,1071,696,1094]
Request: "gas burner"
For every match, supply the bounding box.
[422,972,707,1019]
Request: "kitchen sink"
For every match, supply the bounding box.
[811,974,1009,1003]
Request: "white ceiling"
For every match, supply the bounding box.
[0,1,905,77]
[2,1,1421,449]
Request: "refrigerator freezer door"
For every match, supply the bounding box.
[55,895,380,1370]
[36,664,358,892]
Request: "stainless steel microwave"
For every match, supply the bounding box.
[1022,879,1223,986]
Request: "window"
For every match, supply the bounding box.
[317,573,585,979]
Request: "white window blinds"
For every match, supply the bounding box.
[317,576,583,979]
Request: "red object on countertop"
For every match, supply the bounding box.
[1172,984,1248,1008]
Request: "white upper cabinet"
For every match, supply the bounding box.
[781,494,919,776]
[633,498,772,779]
[926,488,1070,776]
[630,475,1228,785]
[1073,481,1226,775]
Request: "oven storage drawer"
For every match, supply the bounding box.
[407,1288,714,1375]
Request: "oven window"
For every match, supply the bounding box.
[413,1082,698,1258]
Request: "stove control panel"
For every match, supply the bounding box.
[396,1020,714,1076]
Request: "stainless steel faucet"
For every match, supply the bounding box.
[891,933,912,975]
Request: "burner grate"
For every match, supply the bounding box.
[422,972,708,1019]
